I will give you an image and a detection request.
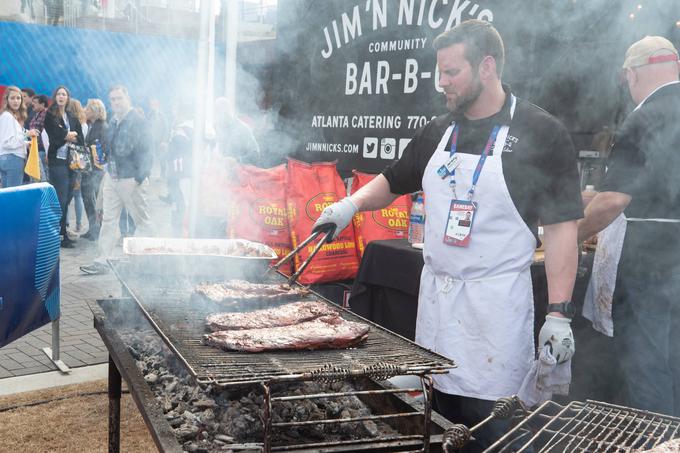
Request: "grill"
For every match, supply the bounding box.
[108,259,454,388]
[92,297,456,453]
[441,397,680,452]
[96,259,457,452]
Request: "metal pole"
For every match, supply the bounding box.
[106,0,116,18]
[52,318,60,360]
[108,355,121,453]
[206,0,217,132]
[224,0,240,116]
[42,318,71,373]
[188,0,213,236]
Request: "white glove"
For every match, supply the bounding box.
[312,197,358,241]
[538,315,575,364]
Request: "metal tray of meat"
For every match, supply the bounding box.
[123,237,278,280]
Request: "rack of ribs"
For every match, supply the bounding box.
[203,315,370,352]
[206,301,339,331]
[193,280,310,305]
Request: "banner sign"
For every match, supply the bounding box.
[277,0,505,176]
[0,183,61,348]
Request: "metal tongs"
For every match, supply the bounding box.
[267,228,332,286]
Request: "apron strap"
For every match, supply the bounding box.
[626,218,680,223]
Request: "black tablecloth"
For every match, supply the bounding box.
[348,239,617,403]
[349,239,554,342]
[348,239,424,341]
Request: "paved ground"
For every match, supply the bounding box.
[0,177,171,379]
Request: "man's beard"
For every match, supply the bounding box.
[446,77,483,115]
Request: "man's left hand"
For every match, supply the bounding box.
[538,315,575,363]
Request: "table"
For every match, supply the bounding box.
[348,239,616,403]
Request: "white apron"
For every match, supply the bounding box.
[416,96,537,400]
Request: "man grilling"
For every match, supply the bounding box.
[313,20,582,449]
[577,36,680,416]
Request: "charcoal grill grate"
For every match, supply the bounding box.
[109,260,455,387]
[484,399,680,452]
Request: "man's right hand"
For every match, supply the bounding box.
[66,131,78,142]
[538,315,575,363]
[312,197,358,241]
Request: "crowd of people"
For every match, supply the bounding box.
[0,83,260,275]
[2,18,679,451]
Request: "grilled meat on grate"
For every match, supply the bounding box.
[193,280,310,305]
[204,315,370,352]
[638,438,680,452]
[206,300,339,331]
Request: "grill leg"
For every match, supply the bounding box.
[108,355,121,453]
[262,383,272,453]
[421,375,434,453]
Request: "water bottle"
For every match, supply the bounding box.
[408,193,425,244]
[95,139,104,165]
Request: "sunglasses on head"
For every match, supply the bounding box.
[618,54,679,86]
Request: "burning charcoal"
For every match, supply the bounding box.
[177,424,199,441]
[362,420,379,437]
[162,397,174,412]
[117,328,404,448]
[188,387,202,402]
[165,380,178,393]
[331,381,345,392]
[193,399,216,409]
[168,417,183,428]
[176,401,189,414]
[215,434,234,443]
[200,408,215,422]
[324,401,342,417]
[294,405,308,421]
[127,345,141,359]
[144,373,159,384]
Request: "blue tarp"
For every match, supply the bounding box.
[0,183,61,348]
[0,21,202,106]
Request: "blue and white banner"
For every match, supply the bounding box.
[0,183,61,348]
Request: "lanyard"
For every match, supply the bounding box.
[447,124,501,201]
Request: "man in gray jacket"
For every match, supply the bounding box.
[80,85,155,274]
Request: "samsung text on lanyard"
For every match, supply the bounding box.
[441,124,502,247]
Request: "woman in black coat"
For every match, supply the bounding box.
[44,85,84,248]
[80,98,108,241]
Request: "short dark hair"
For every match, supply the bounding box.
[108,84,129,97]
[34,94,49,107]
[433,19,505,77]
[21,88,35,97]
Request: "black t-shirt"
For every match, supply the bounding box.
[602,82,680,220]
[382,87,583,236]
[601,82,680,276]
